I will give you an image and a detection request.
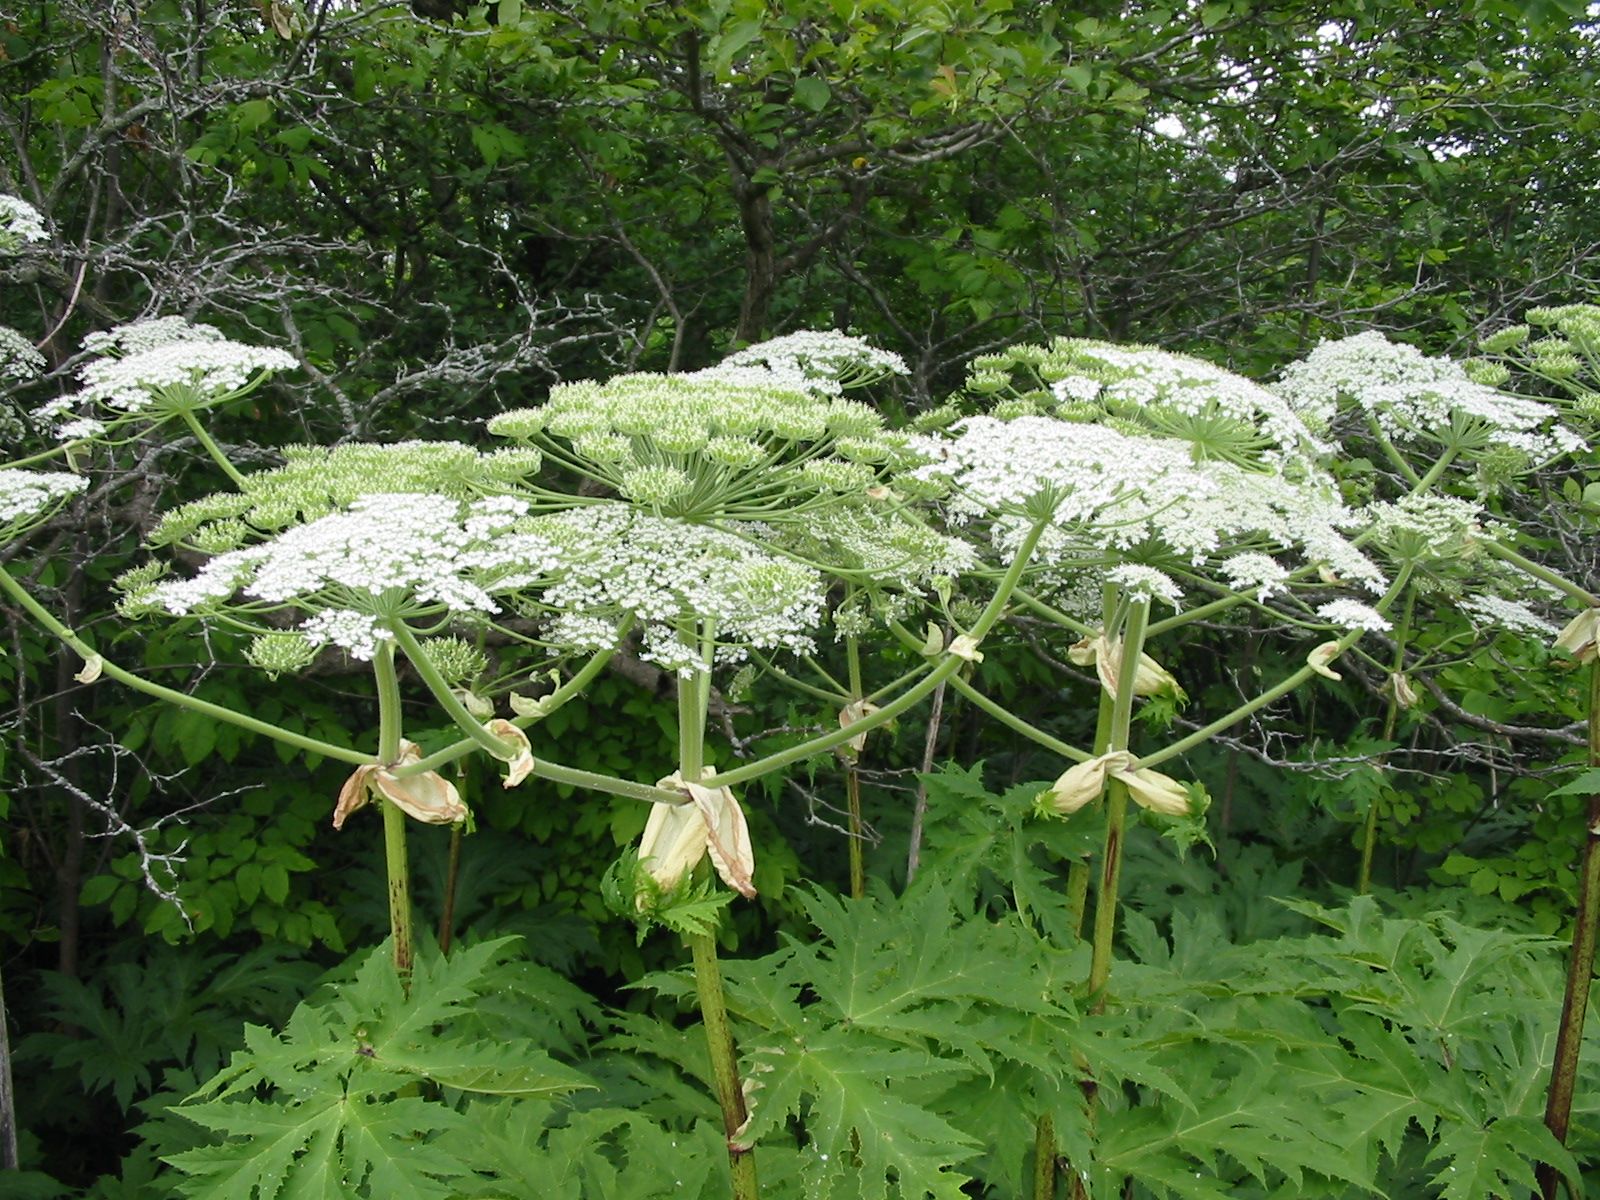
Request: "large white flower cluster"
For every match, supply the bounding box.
[1361,493,1483,563]
[1274,331,1581,460]
[82,317,225,358]
[0,195,47,249]
[73,337,297,415]
[143,494,564,658]
[523,504,827,675]
[1048,340,1328,467]
[0,326,45,382]
[700,330,909,396]
[922,414,1383,600]
[0,469,87,526]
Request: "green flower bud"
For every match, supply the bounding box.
[1478,325,1530,353]
[486,407,547,438]
[247,632,319,678]
[417,636,488,685]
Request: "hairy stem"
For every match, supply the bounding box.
[1033,1112,1057,1200]
[1481,539,1600,608]
[438,821,463,956]
[905,678,947,884]
[390,620,515,761]
[395,630,628,776]
[1086,600,1149,1003]
[690,929,759,1199]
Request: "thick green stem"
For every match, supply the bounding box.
[395,638,625,776]
[1359,584,1416,894]
[940,669,1091,764]
[677,625,759,1199]
[1068,683,1117,942]
[1538,661,1600,1200]
[1137,621,1383,773]
[178,408,247,488]
[1033,1112,1057,1200]
[438,822,463,956]
[689,930,760,1199]
[373,642,413,978]
[845,634,865,899]
[0,564,368,765]
[1086,601,1150,1005]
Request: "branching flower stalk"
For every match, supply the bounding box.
[714,514,1054,790]
[0,565,370,766]
[1358,580,1416,894]
[177,408,247,489]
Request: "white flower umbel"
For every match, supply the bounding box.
[0,469,87,529]
[522,503,827,675]
[0,326,45,382]
[78,340,296,415]
[1219,552,1291,602]
[925,414,1384,591]
[1048,339,1329,468]
[1362,494,1483,564]
[1460,594,1558,638]
[146,493,564,658]
[1105,564,1182,608]
[1274,331,1582,462]
[82,317,225,358]
[771,501,978,594]
[488,370,911,522]
[1316,599,1392,633]
[701,330,909,396]
[0,195,48,250]
[959,337,1326,470]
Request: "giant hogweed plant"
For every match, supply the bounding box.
[1,187,1596,1196]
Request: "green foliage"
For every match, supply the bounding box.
[167,937,594,1198]
[19,944,318,1113]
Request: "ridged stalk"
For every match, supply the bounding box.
[679,623,759,1200]
[373,640,413,978]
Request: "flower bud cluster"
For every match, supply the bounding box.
[487,357,913,521]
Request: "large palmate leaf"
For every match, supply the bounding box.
[166,938,594,1198]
